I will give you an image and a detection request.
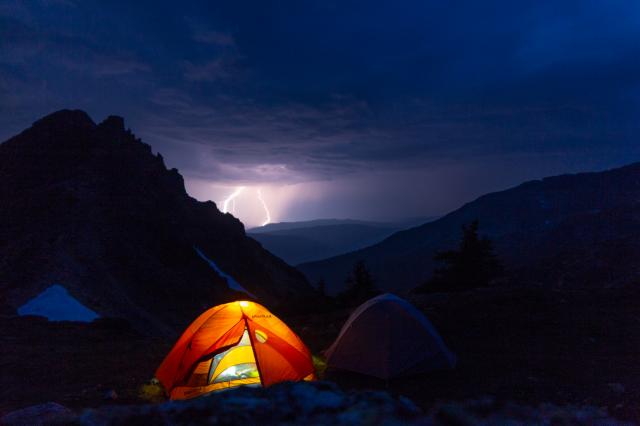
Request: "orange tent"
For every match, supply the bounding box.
[156,301,315,400]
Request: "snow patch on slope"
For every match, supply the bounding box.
[17,285,99,322]
[194,247,256,298]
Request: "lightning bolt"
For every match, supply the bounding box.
[256,188,271,226]
[222,186,245,214]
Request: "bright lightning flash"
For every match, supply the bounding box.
[256,188,271,226]
[222,186,245,213]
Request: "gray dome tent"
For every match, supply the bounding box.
[325,293,456,379]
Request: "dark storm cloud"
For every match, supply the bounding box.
[2,0,639,220]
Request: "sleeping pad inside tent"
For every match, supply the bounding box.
[156,301,315,400]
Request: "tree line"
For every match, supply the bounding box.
[316,220,503,307]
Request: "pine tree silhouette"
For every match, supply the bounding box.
[419,220,502,292]
[339,260,379,306]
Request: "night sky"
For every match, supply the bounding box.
[2,1,639,227]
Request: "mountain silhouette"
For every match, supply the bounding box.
[298,162,640,295]
[0,110,313,335]
[249,218,437,264]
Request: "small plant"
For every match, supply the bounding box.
[138,378,166,403]
[312,354,328,379]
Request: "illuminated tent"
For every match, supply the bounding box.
[156,301,315,400]
[325,293,456,379]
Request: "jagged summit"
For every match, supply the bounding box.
[16,110,135,148]
[98,115,125,132]
[0,110,313,335]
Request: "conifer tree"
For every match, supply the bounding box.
[340,260,379,305]
[419,220,502,292]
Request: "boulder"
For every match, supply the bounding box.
[1,402,75,425]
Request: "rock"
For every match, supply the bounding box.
[103,389,118,400]
[0,402,74,425]
[607,383,625,394]
[435,403,478,426]
[79,381,423,425]
[430,398,629,425]
[39,383,629,425]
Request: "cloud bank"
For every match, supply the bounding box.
[1,0,639,226]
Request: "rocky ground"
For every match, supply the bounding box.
[1,285,639,424]
[1,381,630,425]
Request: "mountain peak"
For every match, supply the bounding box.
[96,115,129,144]
[97,115,125,133]
[32,109,95,130]
[0,109,314,334]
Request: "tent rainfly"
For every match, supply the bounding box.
[156,301,315,400]
[325,293,456,379]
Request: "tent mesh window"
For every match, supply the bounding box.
[207,328,260,384]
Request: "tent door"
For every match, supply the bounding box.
[207,327,261,385]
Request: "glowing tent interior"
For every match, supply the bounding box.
[156,301,315,400]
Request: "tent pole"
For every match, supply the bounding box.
[244,317,265,387]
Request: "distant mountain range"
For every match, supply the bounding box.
[248,218,435,265]
[248,218,432,234]
[0,110,313,335]
[298,162,640,295]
